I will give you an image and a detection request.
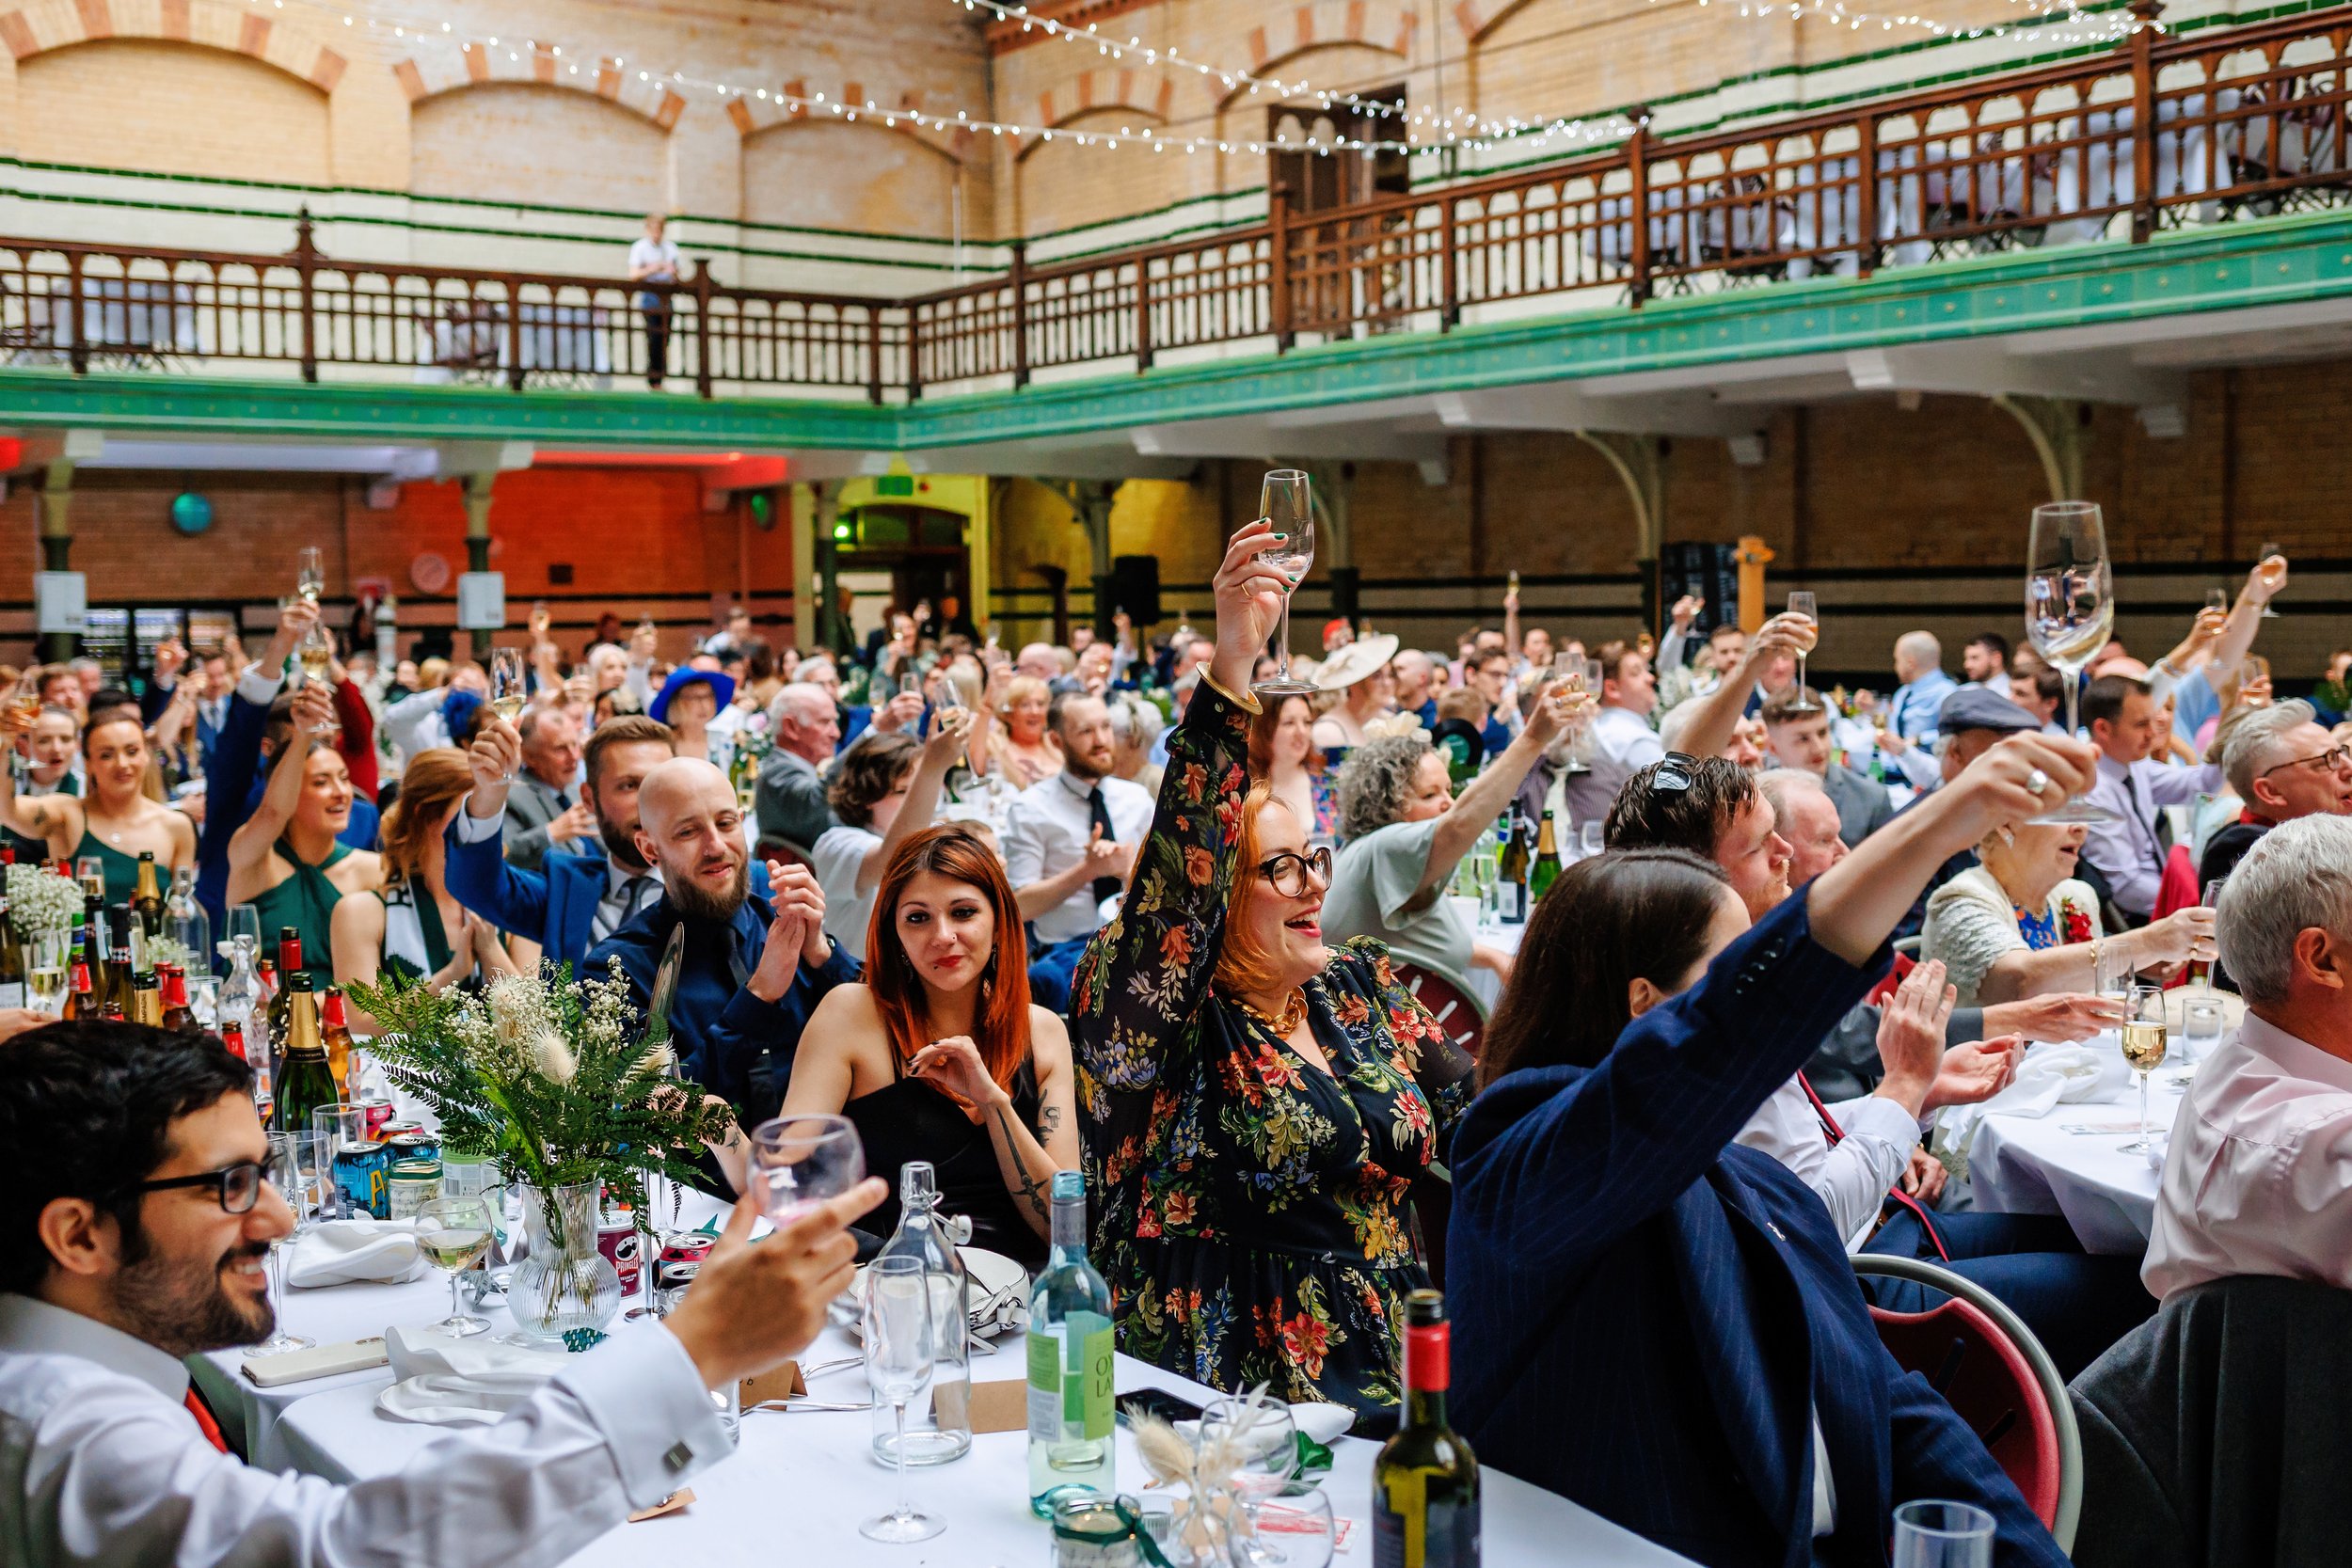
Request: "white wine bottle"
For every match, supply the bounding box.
[1025,1169,1113,1517]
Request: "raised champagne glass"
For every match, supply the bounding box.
[1250,469,1317,698]
[1785,592,1824,713]
[2024,501,2117,824]
[488,646,528,723]
[295,546,326,607]
[2254,542,2285,619]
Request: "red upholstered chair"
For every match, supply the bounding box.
[1391,960,1487,1060]
[1852,1254,2082,1555]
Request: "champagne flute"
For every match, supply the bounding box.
[488,646,529,723]
[2023,501,2118,823]
[2197,879,2227,990]
[859,1254,943,1544]
[295,546,326,607]
[2204,586,2230,616]
[1251,469,1318,698]
[27,930,67,1017]
[246,1132,316,1358]
[2119,982,2169,1154]
[747,1113,866,1224]
[296,623,335,692]
[416,1195,499,1338]
[5,667,40,727]
[228,903,263,958]
[2254,542,2285,619]
[1786,592,1824,714]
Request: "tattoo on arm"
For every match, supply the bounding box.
[993,1102,1051,1221]
[1039,1101,1063,1135]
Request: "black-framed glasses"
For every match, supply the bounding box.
[1651,752,1700,793]
[119,1161,264,1215]
[1257,846,1333,898]
[2259,746,2352,781]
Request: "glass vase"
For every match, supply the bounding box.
[506,1180,623,1346]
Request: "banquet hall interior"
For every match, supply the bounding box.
[6,0,2352,1564]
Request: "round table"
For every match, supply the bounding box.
[1969,1075,2186,1256]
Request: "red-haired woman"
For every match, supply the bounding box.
[1069,521,1474,1420]
[783,822,1077,1266]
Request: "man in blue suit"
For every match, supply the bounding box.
[447,714,678,971]
[1449,734,2088,1567]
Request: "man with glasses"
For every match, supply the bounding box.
[0,1020,882,1568]
[2201,700,2352,893]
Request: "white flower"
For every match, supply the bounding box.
[626,1040,676,1084]
[7,864,82,938]
[532,1030,578,1085]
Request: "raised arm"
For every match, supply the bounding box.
[1409,680,1587,909]
[857,710,973,895]
[1678,611,1812,762]
[228,683,337,878]
[0,716,81,849]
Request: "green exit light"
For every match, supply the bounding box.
[832,521,853,541]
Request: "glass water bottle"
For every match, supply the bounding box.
[871,1161,972,1465]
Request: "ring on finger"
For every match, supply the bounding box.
[2025,767,2051,797]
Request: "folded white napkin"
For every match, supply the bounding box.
[375,1324,572,1426]
[1942,1042,2132,1156]
[285,1219,430,1289]
[1173,1401,1355,1449]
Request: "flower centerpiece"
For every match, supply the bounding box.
[6,862,83,941]
[352,960,733,1343]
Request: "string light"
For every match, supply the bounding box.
[1659,0,2150,45]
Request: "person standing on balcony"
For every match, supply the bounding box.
[629,214,682,390]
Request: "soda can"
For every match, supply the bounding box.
[378,1119,425,1146]
[651,1232,713,1314]
[596,1219,644,1295]
[386,1158,443,1222]
[333,1140,389,1221]
[388,1131,441,1165]
[359,1098,394,1141]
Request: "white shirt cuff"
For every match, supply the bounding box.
[1838,1094,1930,1148]
[553,1325,733,1511]
[236,663,285,706]
[455,804,508,843]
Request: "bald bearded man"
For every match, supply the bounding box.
[583,757,860,1126]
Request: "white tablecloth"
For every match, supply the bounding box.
[1968,1046,2199,1257]
[231,1180,1695,1567]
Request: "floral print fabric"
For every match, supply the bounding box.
[1069,683,1471,1418]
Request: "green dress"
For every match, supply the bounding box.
[69,829,142,905]
[249,836,352,988]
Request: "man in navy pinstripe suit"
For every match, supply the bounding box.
[1449,736,2082,1566]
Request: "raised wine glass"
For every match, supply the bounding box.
[1785,592,1824,714]
[488,647,529,723]
[859,1254,944,1544]
[1251,469,1317,698]
[416,1195,499,1338]
[246,1132,316,1358]
[2023,501,2117,824]
[2119,982,2169,1155]
[747,1113,866,1224]
[2254,542,2285,619]
[295,546,326,606]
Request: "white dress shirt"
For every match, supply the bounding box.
[0,1292,729,1568]
[1003,769,1154,943]
[2080,752,2221,917]
[2143,1013,2352,1301]
[1736,1079,1923,1249]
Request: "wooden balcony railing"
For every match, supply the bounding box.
[4,2,2349,404]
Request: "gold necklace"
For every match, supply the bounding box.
[1235,988,1309,1037]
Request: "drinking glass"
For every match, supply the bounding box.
[296,623,335,692]
[290,1128,338,1225]
[1785,592,1823,713]
[1251,469,1317,698]
[26,930,68,1017]
[2120,983,2169,1154]
[5,666,40,726]
[2094,942,2134,1005]
[2254,542,2285,618]
[310,1102,370,1220]
[228,903,263,957]
[747,1113,866,1224]
[488,647,529,726]
[1580,821,1606,858]
[246,1132,316,1358]
[2179,996,2226,1071]
[859,1255,943,1544]
[1892,1499,1995,1568]
[2024,501,2117,823]
[295,546,326,606]
[2204,586,2230,616]
[1201,1395,1301,1496]
[1233,1488,1338,1568]
[76,856,105,900]
[415,1195,498,1338]
[2199,879,2227,990]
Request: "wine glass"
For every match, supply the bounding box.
[2023,501,2117,823]
[415,1196,498,1338]
[1785,592,1824,714]
[296,622,335,694]
[859,1255,943,1544]
[2119,982,2169,1154]
[488,647,528,723]
[2254,542,2285,619]
[1201,1394,1301,1497]
[1251,469,1317,698]
[1892,1500,1994,1568]
[295,546,326,607]
[246,1132,316,1358]
[1232,1488,1338,1568]
[2205,586,2230,616]
[5,666,40,726]
[26,930,68,1017]
[76,856,105,901]
[747,1113,866,1224]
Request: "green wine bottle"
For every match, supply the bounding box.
[269,973,340,1136]
[1528,810,1563,903]
[1374,1290,1481,1568]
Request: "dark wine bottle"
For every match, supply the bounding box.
[1494,813,1530,927]
[1373,1290,1480,1568]
[0,894,23,1010]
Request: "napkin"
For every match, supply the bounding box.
[1941,1042,2132,1157]
[375,1323,572,1426]
[285,1219,430,1289]
[1173,1401,1355,1449]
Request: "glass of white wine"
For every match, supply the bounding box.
[2254,542,2285,619]
[295,546,326,607]
[415,1195,499,1338]
[2024,500,2118,824]
[2119,983,2169,1154]
[488,647,529,723]
[1785,592,1824,714]
[296,623,335,691]
[5,667,40,728]
[26,931,68,1017]
[1251,469,1318,698]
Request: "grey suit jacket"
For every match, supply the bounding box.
[502,771,577,873]
[1821,761,1897,848]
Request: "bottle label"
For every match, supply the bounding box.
[0,981,21,1009]
[1497,880,1527,925]
[1025,1313,1114,1443]
[1374,1485,1481,1568]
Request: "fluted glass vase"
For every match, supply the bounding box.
[506,1180,623,1347]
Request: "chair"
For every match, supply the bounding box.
[1391,959,1487,1059]
[1853,1253,2081,1554]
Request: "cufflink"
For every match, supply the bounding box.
[664,1440,695,1473]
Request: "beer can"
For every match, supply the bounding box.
[359,1098,395,1141]
[387,1131,440,1165]
[333,1140,390,1221]
[378,1119,425,1146]
[596,1219,644,1295]
[386,1158,443,1222]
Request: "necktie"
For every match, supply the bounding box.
[595,875,653,942]
[183,1386,230,1453]
[727,925,754,990]
[553,788,573,811]
[1087,786,1120,904]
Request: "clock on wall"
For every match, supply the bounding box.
[169,491,213,535]
[409,552,452,594]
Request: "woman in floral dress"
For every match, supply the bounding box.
[1068,519,1476,1420]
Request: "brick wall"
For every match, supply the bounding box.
[17,38,332,185]
[743,121,973,242]
[410,82,671,214]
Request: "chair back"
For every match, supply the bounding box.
[1854,1253,2079,1554]
[1392,959,1487,1059]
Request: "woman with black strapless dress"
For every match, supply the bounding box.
[785,821,1078,1271]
